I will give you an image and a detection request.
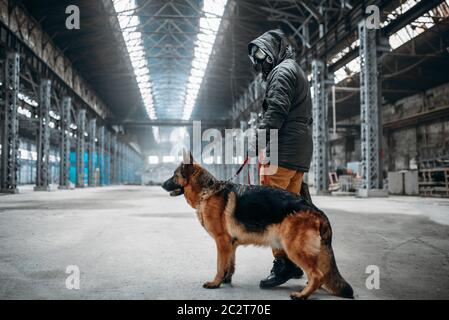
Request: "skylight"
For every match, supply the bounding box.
[113,0,156,119]
[332,0,449,84]
[148,156,159,164]
[388,0,449,50]
[182,0,228,120]
[329,39,359,65]
[334,56,361,83]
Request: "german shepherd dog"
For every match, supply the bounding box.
[162,152,353,300]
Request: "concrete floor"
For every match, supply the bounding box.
[1,185,448,300]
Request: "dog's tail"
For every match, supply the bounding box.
[320,244,354,299]
[319,219,354,299]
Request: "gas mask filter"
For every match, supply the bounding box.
[249,45,273,78]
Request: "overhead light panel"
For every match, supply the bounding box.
[182,0,228,120]
[113,0,157,119]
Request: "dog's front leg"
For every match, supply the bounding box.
[203,236,233,289]
[222,242,237,284]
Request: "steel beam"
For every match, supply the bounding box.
[358,20,384,195]
[299,1,380,72]
[76,110,86,188]
[119,119,228,128]
[298,1,323,22]
[0,17,109,119]
[34,79,52,191]
[88,118,97,187]
[1,52,20,194]
[59,97,72,189]
[383,0,444,36]
[311,59,329,195]
[230,74,265,124]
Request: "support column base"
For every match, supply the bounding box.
[357,188,388,198]
[58,185,75,190]
[1,188,19,194]
[34,185,56,192]
[310,187,330,196]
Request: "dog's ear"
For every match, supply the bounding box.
[182,149,190,164]
[181,163,195,178]
[181,149,195,178]
[182,149,195,164]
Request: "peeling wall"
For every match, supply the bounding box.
[331,82,449,171]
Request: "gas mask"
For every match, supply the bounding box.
[249,45,273,80]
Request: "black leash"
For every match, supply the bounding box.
[226,154,315,206]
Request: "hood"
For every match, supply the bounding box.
[248,29,294,68]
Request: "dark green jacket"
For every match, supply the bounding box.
[249,30,313,172]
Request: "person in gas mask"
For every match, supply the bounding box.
[248,29,314,289]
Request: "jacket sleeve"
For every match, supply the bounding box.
[259,65,297,130]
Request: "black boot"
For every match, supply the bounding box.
[259,257,304,289]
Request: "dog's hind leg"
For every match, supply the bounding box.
[287,251,323,300]
[281,216,324,300]
[203,235,234,289]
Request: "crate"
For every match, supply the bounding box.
[388,172,404,195]
[388,171,419,196]
[419,168,449,198]
[339,175,354,192]
[328,172,340,192]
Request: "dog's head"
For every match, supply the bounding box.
[162,151,196,197]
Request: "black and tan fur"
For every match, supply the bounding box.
[162,152,353,300]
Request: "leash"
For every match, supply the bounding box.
[226,154,251,185]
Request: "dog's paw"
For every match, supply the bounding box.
[203,281,221,289]
[222,278,232,284]
[290,292,308,300]
[222,275,232,284]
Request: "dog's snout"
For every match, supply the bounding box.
[161,178,173,191]
[162,176,179,191]
[161,176,184,196]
